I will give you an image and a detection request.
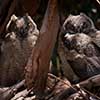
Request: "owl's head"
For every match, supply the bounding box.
[6,14,39,39]
[62,13,96,35]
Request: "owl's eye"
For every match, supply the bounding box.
[66,23,74,30]
[65,24,75,34]
[70,25,75,31]
[82,22,88,29]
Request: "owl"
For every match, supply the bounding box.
[59,13,100,81]
[0,14,39,86]
[63,33,100,80]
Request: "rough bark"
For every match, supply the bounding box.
[25,0,60,97]
[79,74,100,89]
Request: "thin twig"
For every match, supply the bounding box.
[96,0,100,5]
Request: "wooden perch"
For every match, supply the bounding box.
[25,0,60,97]
[0,80,25,100]
[11,89,30,100]
[79,74,100,89]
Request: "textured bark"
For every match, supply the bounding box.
[25,0,60,97]
[79,74,100,89]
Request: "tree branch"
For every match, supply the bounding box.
[25,0,60,97]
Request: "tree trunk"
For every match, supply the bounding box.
[25,0,60,97]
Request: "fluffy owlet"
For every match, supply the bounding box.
[0,14,39,86]
[59,13,100,81]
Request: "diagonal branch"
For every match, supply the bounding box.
[25,0,60,97]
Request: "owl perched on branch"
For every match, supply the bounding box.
[59,13,100,81]
[0,14,39,86]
